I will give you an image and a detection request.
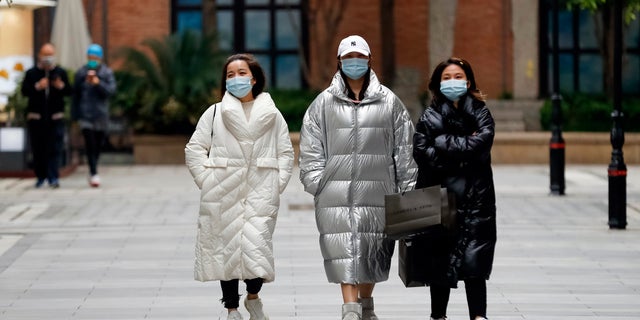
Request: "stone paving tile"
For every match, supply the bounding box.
[0,164,639,319]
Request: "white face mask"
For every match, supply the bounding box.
[41,55,56,68]
[226,76,253,98]
[440,79,468,101]
[341,58,369,80]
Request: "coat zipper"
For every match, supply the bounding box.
[350,104,358,281]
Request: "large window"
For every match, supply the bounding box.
[540,1,640,96]
[172,0,307,89]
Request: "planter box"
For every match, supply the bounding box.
[0,127,28,171]
[492,132,640,164]
[131,132,640,165]
[133,133,301,165]
[133,134,190,165]
[0,127,77,177]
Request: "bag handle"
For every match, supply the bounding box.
[399,168,419,195]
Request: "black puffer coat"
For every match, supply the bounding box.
[413,95,496,287]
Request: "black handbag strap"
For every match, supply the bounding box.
[208,104,218,157]
[210,103,217,139]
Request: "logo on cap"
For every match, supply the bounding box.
[351,41,356,46]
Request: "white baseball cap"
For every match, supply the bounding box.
[337,35,371,58]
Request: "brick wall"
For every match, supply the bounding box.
[308,0,430,90]
[86,0,512,97]
[454,0,513,99]
[84,0,170,65]
[394,0,430,91]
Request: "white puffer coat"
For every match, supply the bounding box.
[299,71,417,284]
[185,92,294,282]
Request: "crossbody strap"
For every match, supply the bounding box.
[210,103,217,139]
[209,104,218,157]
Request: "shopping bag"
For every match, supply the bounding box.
[384,185,443,240]
[398,235,430,287]
[398,227,452,288]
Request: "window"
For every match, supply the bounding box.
[173,0,203,32]
[540,1,640,96]
[172,0,307,89]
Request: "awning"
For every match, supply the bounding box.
[0,0,56,8]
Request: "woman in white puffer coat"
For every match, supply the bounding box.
[185,53,294,320]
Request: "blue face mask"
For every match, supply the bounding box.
[341,58,369,80]
[87,60,100,70]
[226,76,253,98]
[440,79,468,101]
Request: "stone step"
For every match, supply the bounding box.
[495,120,526,131]
[488,99,543,131]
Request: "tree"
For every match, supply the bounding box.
[566,0,640,97]
[114,30,223,134]
[380,0,396,88]
[296,0,348,90]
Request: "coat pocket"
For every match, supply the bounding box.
[199,158,229,192]
[256,157,280,208]
[203,157,228,168]
[257,157,278,169]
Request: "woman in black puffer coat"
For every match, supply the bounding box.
[413,57,496,320]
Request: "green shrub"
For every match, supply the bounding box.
[269,88,319,132]
[540,93,640,132]
[6,69,76,127]
[113,30,224,135]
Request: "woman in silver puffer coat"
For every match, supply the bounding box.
[298,35,416,320]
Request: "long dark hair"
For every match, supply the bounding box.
[428,57,486,104]
[220,53,266,98]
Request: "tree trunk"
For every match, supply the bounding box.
[33,6,55,58]
[202,0,217,37]
[300,0,348,90]
[380,0,396,87]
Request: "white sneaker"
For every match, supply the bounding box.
[244,297,269,320]
[89,175,100,188]
[227,310,243,320]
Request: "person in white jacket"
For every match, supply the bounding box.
[185,53,294,320]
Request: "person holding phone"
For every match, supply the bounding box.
[72,44,117,187]
[21,43,72,188]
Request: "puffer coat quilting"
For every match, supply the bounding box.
[185,92,294,282]
[299,71,417,284]
[413,95,496,286]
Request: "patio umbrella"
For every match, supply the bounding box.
[50,0,91,70]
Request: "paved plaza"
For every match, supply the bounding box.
[0,163,639,319]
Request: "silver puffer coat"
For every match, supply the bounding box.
[299,71,417,284]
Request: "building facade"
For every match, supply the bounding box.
[27,0,640,107]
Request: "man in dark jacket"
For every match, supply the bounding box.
[71,44,116,188]
[21,43,72,188]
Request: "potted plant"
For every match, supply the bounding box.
[112,30,224,164]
